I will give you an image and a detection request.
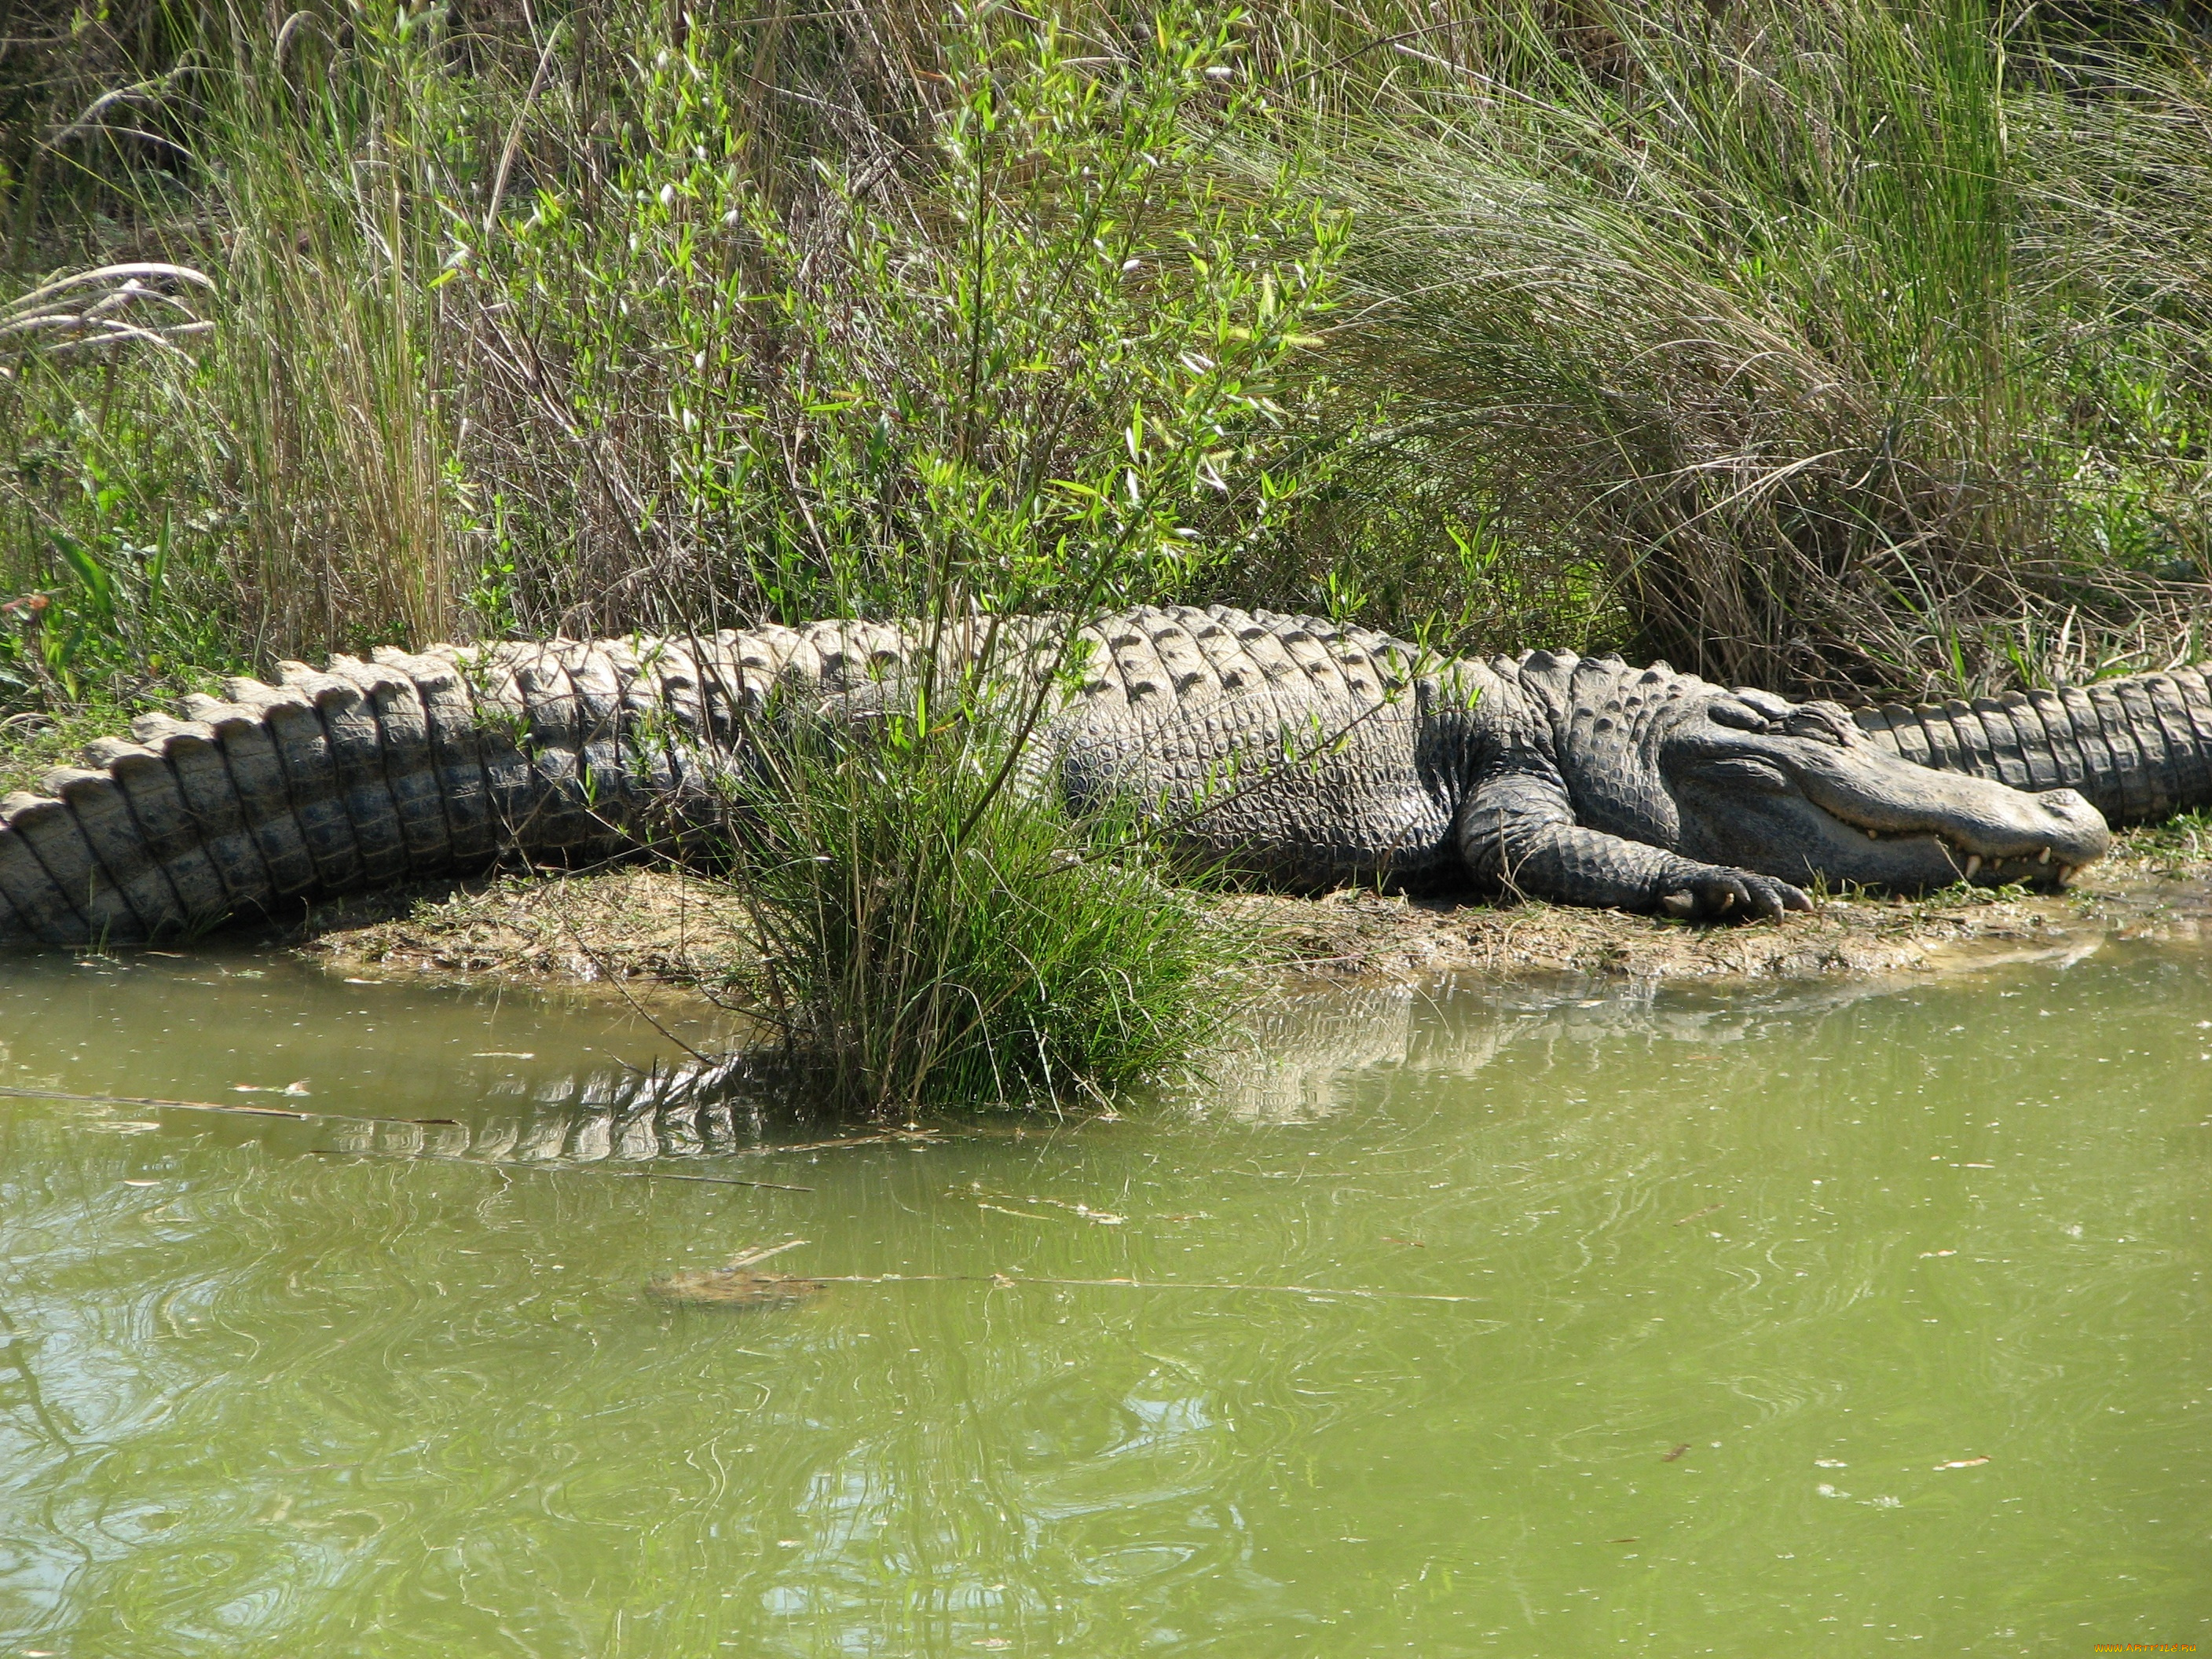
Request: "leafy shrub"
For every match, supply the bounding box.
[467,1,1347,632]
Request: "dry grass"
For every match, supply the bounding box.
[1218,0,2212,696]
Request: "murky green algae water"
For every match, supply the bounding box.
[2,941,2208,1656]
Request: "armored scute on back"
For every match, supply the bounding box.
[1,603,2201,949]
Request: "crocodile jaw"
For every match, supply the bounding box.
[1668,731,2111,892]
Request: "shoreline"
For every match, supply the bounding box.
[284,821,2212,1004]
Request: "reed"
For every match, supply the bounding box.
[7,0,2211,702]
[1218,0,2212,696]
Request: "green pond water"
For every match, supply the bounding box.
[2,937,2208,1656]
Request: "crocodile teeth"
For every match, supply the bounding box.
[1963,855,1982,881]
[1865,828,1879,840]
[2038,846,2052,864]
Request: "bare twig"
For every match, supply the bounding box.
[799,1270,1484,1302]
[0,1082,452,1128]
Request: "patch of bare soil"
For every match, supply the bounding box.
[295,863,756,998]
[293,820,2212,1000]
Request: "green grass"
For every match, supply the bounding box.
[2115,806,2212,873]
[713,674,1240,1115]
[1210,0,2212,694]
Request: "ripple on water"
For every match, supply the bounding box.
[1,943,2208,1650]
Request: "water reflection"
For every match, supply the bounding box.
[1207,967,1995,1122]
[318,1051,762,1163]
[2,943,2208,1653]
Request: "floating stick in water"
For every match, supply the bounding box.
[308,1146,812,1191]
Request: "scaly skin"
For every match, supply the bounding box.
[0,605,2186,947]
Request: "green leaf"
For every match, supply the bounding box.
[49,533,115,627]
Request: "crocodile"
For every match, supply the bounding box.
[2,603,2199,948]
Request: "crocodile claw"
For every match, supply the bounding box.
[1659,865,1811,923]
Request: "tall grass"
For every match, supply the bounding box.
[196,13,466,652]
[1216,0,2212,694]
[7,0,2211,694]
[1,0,489,696]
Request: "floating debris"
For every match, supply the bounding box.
[962,1184,1125,1225]
[649,1240,823,1309]
[1934,1456,1990,1470]
[311,1147,811,1192]
[646,1240,1484,1309]
[0,1082,422,1126]
[646,1269,825,1310]
[1662,1443,1691,1462]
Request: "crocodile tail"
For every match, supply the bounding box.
[0,621,941,949]
[1852,663,2212,827]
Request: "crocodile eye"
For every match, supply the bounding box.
[1707,699,1770,731]
[1730,687,1795,720]
[1782,705,1852,745]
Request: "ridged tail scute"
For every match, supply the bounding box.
[186,697,324,898]
[0,635,762,948]
[79,736,233,925]
[276,662,415,885]
[376,646,496,864]
[332,654,455,874]
[137,715,284,916]
[217,676,368,892]
[2,787,150,943]
[1855,665,2212,827]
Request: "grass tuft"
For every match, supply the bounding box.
[716,678,1236,1115]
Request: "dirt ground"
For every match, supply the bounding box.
[292,817,2212,1000]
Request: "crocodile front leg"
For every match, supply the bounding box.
[1456,764,1810,921]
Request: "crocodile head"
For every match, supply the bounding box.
[1663,690,2110,892]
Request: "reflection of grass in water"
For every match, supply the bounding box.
[5,951,2206,1648]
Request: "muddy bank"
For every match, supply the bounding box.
[292,820,2212,1000]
